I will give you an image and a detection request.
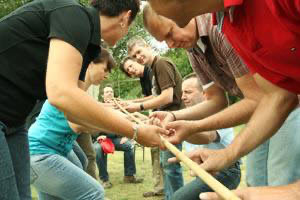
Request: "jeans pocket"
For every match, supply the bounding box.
[30,166,39,184]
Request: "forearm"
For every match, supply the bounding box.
[132,95,154,103]
[195,98,256,131]
[227,92,298,161]
[174,97,227,121]
[244,181,300,200]
[185,131,217,145]
[143,94,171,110]
[48,87,135,139]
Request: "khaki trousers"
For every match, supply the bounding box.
[151,147,164,193]
[77,134,99,180]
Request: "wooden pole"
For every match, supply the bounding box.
[113,99,241,200]
[112,98,143,124]
[160,136,241,200]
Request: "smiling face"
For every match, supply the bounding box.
[146,14,198,49]
[182,77,204,107]
[88,61,109,85]
[128,43,154,65]
[123,59,144,78]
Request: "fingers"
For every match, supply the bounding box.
[165,121,179,130]
[167,157,179,163]
[199,192,221,200]
[199,190,243,200]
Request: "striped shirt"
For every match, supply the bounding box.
[187,14,249,98]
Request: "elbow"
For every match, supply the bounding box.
[279,92,298,111]
[266,89,298,114]
[46,82,70,111]
[162,94,173,106]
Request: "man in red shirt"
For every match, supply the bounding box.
[148,0,300,199]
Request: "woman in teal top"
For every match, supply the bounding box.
[29,48,115,200]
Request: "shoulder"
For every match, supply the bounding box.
[155,57,175,69]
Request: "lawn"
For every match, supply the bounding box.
[31,127,247,200]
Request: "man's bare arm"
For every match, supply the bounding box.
[132,95,154,103]
[185,131,218,145]
[200,180,300,200]
[143,87,174,110]
[173,84,227,120]
[195,73,263,131]
[227,73,298,161]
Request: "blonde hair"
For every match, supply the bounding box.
[127,36,148,53]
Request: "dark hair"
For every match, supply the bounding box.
[183,72,197,81]
[183,73,203,91]
[119,56,133,77]
[93,47,116,72]
[104,84,113,89]
[90,0,140,25]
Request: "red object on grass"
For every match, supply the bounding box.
[97,138,115,154]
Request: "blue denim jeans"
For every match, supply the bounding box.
[246,107,300,186]
[171,162,241,200]
[246,140,269,186]
[267,107,300,186]
[30,153,104,200]
[0,121,31,200]
[160,143,184,200]
[93,137,136,181]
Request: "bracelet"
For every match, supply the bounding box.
[170,111,177,121]
[140,103,145,111]
[132,124,139,141]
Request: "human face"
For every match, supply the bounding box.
[128,44,153,65]
[123,59,144,77]
[148,15,198,49]
[181,78,204,107]
[101,11,131,46]
[88,61,109,85]
[103,87,114,102]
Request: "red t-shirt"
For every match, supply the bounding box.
[220,0,300,93]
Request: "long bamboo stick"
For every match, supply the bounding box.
[113,99,241,200]
[160,136,241,200]
[112,98,143,124]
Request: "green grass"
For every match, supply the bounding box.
[31,127,247,199]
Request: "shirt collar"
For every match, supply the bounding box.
[195,14,213,37]
[85,6,101,47]
[150,56,159,69]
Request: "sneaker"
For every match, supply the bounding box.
[123,175,144,184]
[102,181,113,189]
[143,191,164,198]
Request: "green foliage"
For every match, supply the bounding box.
[0,0,32,18]
[162,48,193,78]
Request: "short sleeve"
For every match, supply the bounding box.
[155,59,176,91]
[213,29,249,78]
[187,51,212,85]
[48,6,91,55]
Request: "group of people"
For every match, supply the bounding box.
[1,0,300,200]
